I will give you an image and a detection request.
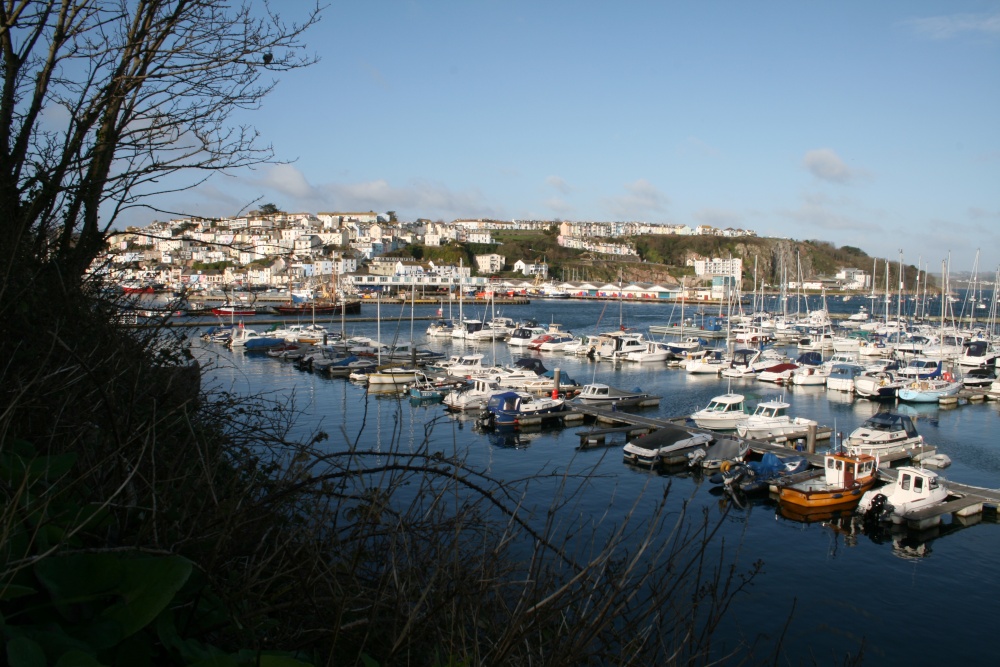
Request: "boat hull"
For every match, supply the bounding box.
[778,476,876,509]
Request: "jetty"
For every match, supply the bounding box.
[554,402,999,528]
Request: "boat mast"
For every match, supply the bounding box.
[896,249,904,332]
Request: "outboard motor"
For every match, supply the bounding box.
[863,493,891,524]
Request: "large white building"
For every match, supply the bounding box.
[692,257,743,284]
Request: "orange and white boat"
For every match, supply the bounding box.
[777,451,878,511]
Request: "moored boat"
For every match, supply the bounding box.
[712,451,809,496]
[857,466,950,524]
[843,411,923,458]
[735,399,817,439]
[622,424,713,467]
[689,393,749,430]
[897,376,963,403]
[776,451,878,510]
[478,391,567,428]
[572,383,654,405]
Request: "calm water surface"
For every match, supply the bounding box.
[193,296,999,665]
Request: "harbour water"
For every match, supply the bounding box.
[193,295,999,664]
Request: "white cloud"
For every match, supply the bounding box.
[261,163,320,199]
[802,148,864,185]
[905,12,1000,40]
[602,179,669,220]
[546,175,573,195]
[244,165,495,219]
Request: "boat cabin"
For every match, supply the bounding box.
[899,357,942,379]
[823,452,877,489]
[855,412,919,442]
[750,401,790,419]
[896,466,941,496]
[703,394,748,415]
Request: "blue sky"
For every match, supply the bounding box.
[134,1,1000,273]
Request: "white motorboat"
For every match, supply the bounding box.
[788,363,831,386]
[538,331,576,352]
[735,399,817,439]
[506,325,548,348]
[857,466,949,524]
[825,363,866,393]
[684,349,727,375]
[442,377,505,412]
[622,341,673,363]
[690,393,749,430]
[438,353,487,377]
[844,412,923,458]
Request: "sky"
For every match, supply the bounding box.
[123,1,1000,273]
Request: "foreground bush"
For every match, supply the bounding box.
[0,275,783,666]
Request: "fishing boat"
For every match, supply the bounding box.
[776,451,878,511]
[735,399,817,439]
[622,424,714,467]
[689,393,749,430]
[857,466,950,524]
[843,412,923,458]
[478,391,567,428]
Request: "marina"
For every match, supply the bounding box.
[191,294,1000,665]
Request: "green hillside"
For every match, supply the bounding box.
[396,232,932,292]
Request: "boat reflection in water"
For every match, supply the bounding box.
[484,425,537,450]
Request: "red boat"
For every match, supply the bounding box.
[273,300,361,316]
[122,285,155,294]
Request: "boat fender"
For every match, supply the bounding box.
[720,460,732,473]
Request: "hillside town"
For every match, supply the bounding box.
[96,210,872,301]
